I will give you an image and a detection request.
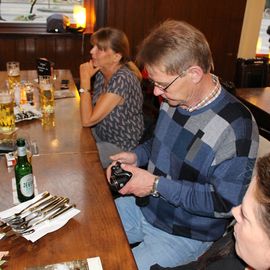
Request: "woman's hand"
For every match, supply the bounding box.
[79,60,100,89]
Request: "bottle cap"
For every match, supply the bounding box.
[16,138,26,147]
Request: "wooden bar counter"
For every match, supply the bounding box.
[0,70,137,270]
[235,87,270,140]
[235,87,270,115]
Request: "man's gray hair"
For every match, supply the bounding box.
[137,20,214,75]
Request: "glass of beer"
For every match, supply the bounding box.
[6,61,21,90]
[0,89,15,134]
[23,81,35,105]
[41,112,56,128]
[39,75,55,116]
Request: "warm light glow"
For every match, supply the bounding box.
[256,37,262,53]
[51,139,60,148]
[89,6,96,31]
[73,5,86,28]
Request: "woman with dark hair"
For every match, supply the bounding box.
[151,153,270,270]
[79,27,144,168]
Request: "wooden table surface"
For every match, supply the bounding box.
[0,69,97,154]
[235,87,270,140]
[0,70,137,270]
[235,87,270,115]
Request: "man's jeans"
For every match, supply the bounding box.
[91,128,123,168]
[115,196,212,270]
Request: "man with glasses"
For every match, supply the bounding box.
[107,20,259,270]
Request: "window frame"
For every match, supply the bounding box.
[0,0,83,24]
[256,0,270,58]
[0,0,94,34]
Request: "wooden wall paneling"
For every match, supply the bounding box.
[0,38,16,70]
[24,38,36,69]
[82,33,92,62]
[104,0,247,82]
[0,0,246,82]
[122,0,140,57]
[55,37,67,68]
[35,36,48,60]
[94,0,108,29]
[0,33,91,82]
[45,37,57,65]
[124,0,155,58]
[15,38,26,66]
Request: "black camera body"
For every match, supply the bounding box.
[110,162,132,191]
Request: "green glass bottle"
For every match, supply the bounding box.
[15,138,34,202]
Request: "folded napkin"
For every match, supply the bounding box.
[14,104,42,122]
[0,192,80,242]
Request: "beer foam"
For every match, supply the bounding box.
[0,94,12,103]
[41,84,52,91]
[8,68,20,76]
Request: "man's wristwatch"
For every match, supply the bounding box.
[79,88,91,94]
[151,176,160,197]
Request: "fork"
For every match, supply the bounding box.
[1,192,50,223]
[12,197,70,231]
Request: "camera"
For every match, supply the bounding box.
[109,162,132,191]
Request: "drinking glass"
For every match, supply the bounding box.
[24,81,35,105]
[41,112,56,128]
[6,61,21,90]
[0,89,15,134]
[39,75,55,114]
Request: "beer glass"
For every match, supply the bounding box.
[0,89,15,133]
[41,112,56,128]
[39,75,55,114]
[6,61,21,90]
[24,81,35,105]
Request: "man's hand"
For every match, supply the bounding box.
[118,164,156,197]
[109,151,138,166]
[106,151,137,182]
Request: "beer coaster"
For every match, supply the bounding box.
[12,176,38,205]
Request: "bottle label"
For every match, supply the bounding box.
[17,146,27,157]
[20,174,34,197]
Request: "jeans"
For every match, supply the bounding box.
[91,128,123,168]
[115,196,212,270]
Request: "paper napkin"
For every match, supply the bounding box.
[0,192,80,242]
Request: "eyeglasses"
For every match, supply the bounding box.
[148,70,187,92]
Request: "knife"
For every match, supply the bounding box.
[21,203,76,235]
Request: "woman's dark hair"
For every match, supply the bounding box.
[195,230,236,270]
[91,27,142,80]
[197,153,270,270]
[254,153,270,238]
[91,27,130,64]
